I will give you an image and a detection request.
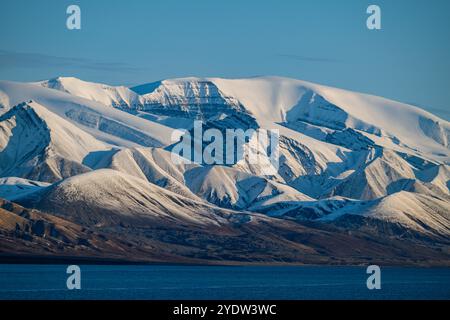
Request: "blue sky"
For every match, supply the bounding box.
[0,0,449,120]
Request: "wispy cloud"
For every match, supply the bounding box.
[0,50,143,73]
[276,54,340,63]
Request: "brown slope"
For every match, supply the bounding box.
[1,198,450,266]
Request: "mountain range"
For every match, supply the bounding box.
[0,76,449,266]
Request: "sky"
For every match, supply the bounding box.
[0,0,449,120]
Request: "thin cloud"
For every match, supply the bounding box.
[0,50,143,73]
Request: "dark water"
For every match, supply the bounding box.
[0,264,449,300]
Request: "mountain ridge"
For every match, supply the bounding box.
[0,75,449,265]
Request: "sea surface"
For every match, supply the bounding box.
[0,264,449,300]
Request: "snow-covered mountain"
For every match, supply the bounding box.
[0,75,449,265]
[0,101,108,182]
[16,169,234,227]
[38,77,142,108]
[0,80,174,148]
